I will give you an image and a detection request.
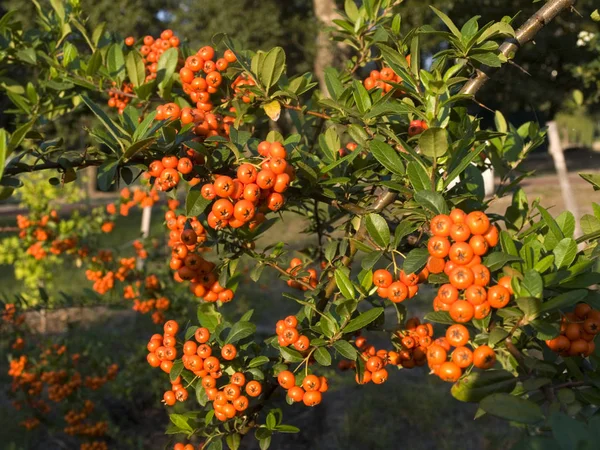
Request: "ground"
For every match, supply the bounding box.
[1,149,599,449]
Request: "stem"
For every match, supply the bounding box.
[4,158,106,176]
[315,190,397,314]
[460,0,576,96]
[281,103,332,120]
[265,262,315,291]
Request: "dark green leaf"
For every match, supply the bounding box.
[126,51,146,87]
[333,340,358,360]
[335,269,355,300]
[314,347,332,366]
[369,140,405,175]
[414,190,449,215]
[225,322,256,344]
[402,248,429,274]
[419,127,448,158]
[343,307,384,334]
[480,394,544,424]
[365,213,390,248]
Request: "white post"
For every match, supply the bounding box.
[547,121,582,238]
[137,205,152,270]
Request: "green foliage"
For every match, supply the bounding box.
[1,1,600,450]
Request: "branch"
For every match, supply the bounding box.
[3,158,106,176]
[460,0,576,96]
[282,104,332,120]
[316,189,397,310]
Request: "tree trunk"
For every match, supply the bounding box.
[312,0,343,96]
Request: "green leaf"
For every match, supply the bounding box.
[539,290,588,314]
[534,255,555,273]
[275,424,300,433]
[479,394,544,424]
[319,127,339,162]
[169,413,194,434]
[443,146,485,189]
[226,433,241,450]
[335,269,356,300]
[248,356,269,368]
[521,269,543,298]
[369,140,405,175]
[402,248,429,275]
[343,307,384,334]
[414,190,449,215]
[515,297,542,321]
[324,67,344,100]
[538,205,564,250]
[550,413,590,450]
[419,127,448,158]
[407,161,430,192]
[16,48,37,65]
[482,252,522,272]
[186,187,212,217]
[580,173,600,190]
[122,137,156,161]
[280,346,304,363]
[314,347,332,366]
[170,359,184,382]
[132,111,158,141]
[333,340,358,360]
[126,51,146,88]
[451,370,517,403]
[81,95,126,151]
[0,129,6,182]
[365,213,390,248]
[97,160,118,191]
[423,311,454,324]
[353,80,372,114]
[86,49,103,76]
[553,238,577,269]
[225,322,256,344]
[206,439,223,450]
[197,304,221,332]
[156,48,179,95]
[344,0,360,21]
[430,6,462,37]
[488,328,510,346]
[476,22,515,44]
[106,44,125,77]
[259,47,286,91]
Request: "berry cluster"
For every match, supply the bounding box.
[17,210,77,260]
[231,73,258,104]
[154,46,237,139]
[147,155,195,192]
[363,59,409,93]
[276,315,311,350]
[546,303,600,357]
[277,370,328,406]
[106,81,133,114]
[427,209,509,322]
[286,258,318,291]
[201,140,294,230]
[353,335,393,384]
[165,209,232,304]
[146,320,264,422]
[426,324,496,382]
[373,268,428,303]
[138,30,181,83]
[6,331,117,450]
[393,317,436,369]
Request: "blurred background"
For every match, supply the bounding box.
[1,0,600,449]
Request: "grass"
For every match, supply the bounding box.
[0,207,524,450]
